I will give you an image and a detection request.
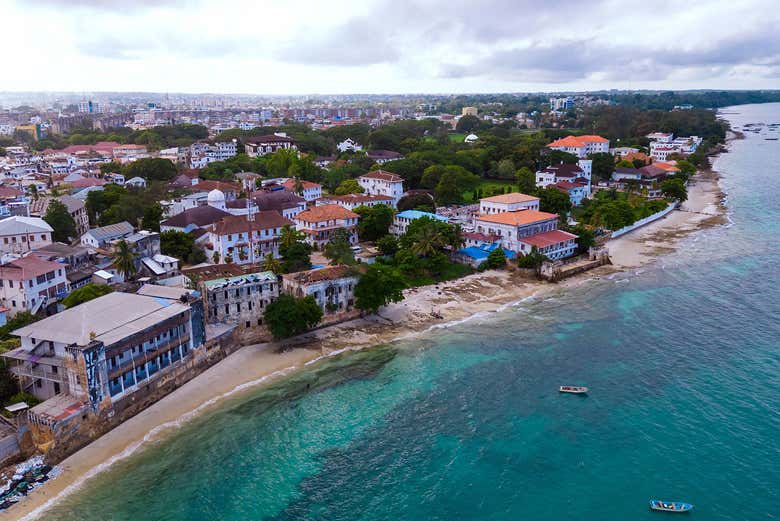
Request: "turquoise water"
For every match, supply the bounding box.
[39,104,780,520]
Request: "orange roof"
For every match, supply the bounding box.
[295,204,359,223]
[480,192,539,204]
[360,170,403,182]
[652,161,681,172]
[520,230,578,248]
[282,179,321,190]
[547,135,609,148]
[476,209,558,226]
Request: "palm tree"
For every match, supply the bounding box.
[112,239,136,280]
[279,224,304,250]
[293,177,304,196]
[448,224,465,250]
[262,253,282,274]
[411,222,445,258]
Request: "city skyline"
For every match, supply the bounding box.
[5,0,780,94]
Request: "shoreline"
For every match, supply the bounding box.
[5,164,727,520]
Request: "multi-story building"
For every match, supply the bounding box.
[202,270,279,330]
[391,210,448,237]
[647,133,703,161]
[282,265,359,314]
[0,255,69,316]
[253,190,307,220]
[358,170,404,206]
[0,216,53,254]
[244,134,297,157]
[204,211,292,265]
[479,193,540,215]
[29,195,90,238]
[282,179,322,202]
[546,135,609,158]
[2,288,205,449]
[294,204,359,248]
[474,210,577,259]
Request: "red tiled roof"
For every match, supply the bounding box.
[195,180,241,193]
[547,135,609,148]
[282,179,322,190]
[295,204,359,223]
[213,211,291,235]
[519,229,578,248]
[359,169,402,182]
[70,177,106,188]
[476,209,558,226]
[320,194,393,203]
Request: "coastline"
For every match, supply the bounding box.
[5,165,726,520]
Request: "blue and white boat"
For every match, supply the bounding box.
[649,500,694,513]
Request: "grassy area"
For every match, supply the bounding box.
[448,133,466,143]
[463,179,518,203]
[404,260,473,287]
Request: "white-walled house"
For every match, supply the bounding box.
[0,255,69,316]
[282,179,322,202]
[282,265,359,314]
[204,211,292,265]
[474,210,577,259]
[0,216,53,254]
[391,210,448,237]
[479,193,540,215]
[317,194,394,211]
[294,204,359,248]
[358,170,404,206]
[336,139,363,153]
[546,135,609,158]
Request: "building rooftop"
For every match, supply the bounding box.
[547,135,609,147]
[320,194,394,204]
[282,265,360,285]
[0,255,65,281]
[202,270,276,289]
[520,229,578,248]
[83,221,134,242]
[0,216,53,235]
[476,209,558,226]
[396,210,449,222]
[480,192,539,204]
[213,211,292,235]
[161,206,231,229]
[360,169,403,182]
[295,204,359,223]
[12,291,189,347]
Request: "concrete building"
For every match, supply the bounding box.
[253,190,307,220]
[336,138,363,153]
[316,194,394,211]
[546,135,609,158]
[202,270,279,331]
[0,216,53,254]
[358,170,404,206]
[204,211,292,265]
[294,205,359,248]
[29,195,90,238]
[0,255,69,316]
[160,205,231,233]
[282,265,359,314]
[461,106,478,117]
[479,193,540,215]
[244,134,296,157]
[282,179,322,202]
[80,221,134,249]
[474,210,577,259]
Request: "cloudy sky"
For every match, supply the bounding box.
[5,0,780,94]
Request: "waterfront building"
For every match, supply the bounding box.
[357,170,404,206]
[546,135,609,158]
[202,270,279,335]
[474,210,577,258]
[391,210,448,237]
[479,193,540,215]
[2,288,206,452]
[282,265,359,314]
[0,255,69,316]
[293,205,359,248]
[0,216,53,254]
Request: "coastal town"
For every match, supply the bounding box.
[0,90,736,511]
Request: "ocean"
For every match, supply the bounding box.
[37,104,780,520]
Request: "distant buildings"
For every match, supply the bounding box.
[244,134,297,157]
[647,132,703,161]
[549,97,574,112]
[336,138,362,153]
[366,150,403,165]
[461,106,478,117]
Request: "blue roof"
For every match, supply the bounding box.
[457,243,516,260]
[396,210,448,222]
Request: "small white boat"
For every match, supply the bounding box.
[649,500,693,513]
[559,385,588,394]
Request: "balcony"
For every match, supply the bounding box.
[108,334,190,380]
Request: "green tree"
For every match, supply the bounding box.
[44,199,77,242]
[111,239,136,279]
[675,159,697,178]
[281,241,312,273]
[661,178,688,202]
[354,265,405,313]
[543,149,580,166]
[482,248,507,270]
[142,203,163,232]
[537,186,573,217]
[334,179,364,195]
[496,158,516,180]
[588,152,616,182]
[434,166,480,205]
[456,115,481,133]
[616,159,634,168]
[517,247,548,274]
[262,253,282,274]
[355,204,394,242]
[62,284,114,308]
[122,157,177,182]
[409,220,445,257]
[100,161,123,175]
[263,294,323,339]
[397,193,435,213]
[516,166,536,194]
[160,230,205,263]
[562,224,595,255]
[279,224,305,250]
[323,229,356,266]
[376,234,399,256]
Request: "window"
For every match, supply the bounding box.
[245,321,250,328]
[41,235,46,241]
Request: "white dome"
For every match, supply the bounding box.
[207,189,225,204]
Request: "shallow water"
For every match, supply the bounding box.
[39,104,780,520]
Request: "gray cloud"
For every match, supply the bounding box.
[25,0,187,10]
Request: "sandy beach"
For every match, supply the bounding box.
[4,166,726,521]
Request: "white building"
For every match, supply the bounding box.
[0,216,53,254]
[244,134,296,157]
[282,179,322,202]
[391,210,448,237]
[648,133,703,161]
[357,170,404,206]
[0,255,69,316]
[80,221,134,249]
[204,211,292,265]
[294,204,359,248]
[336,139,363,153]
[317,194,394,211]
[282,265,359,314]
[474,210,576,258]
[479,193,540,215]
[546,135,609,158]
